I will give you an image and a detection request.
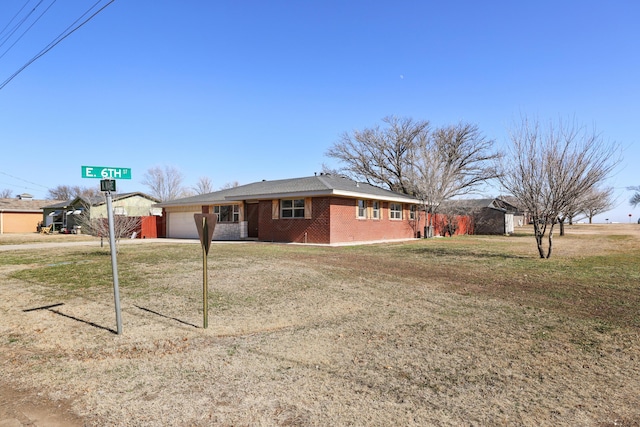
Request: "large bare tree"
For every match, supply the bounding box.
[0,188,12,198]
[410,122,501,236]
[326,116,429,193]
[47,185,101,200]
[498,117,620,258]
[142,165,186,201]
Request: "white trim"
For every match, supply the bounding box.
[224,189,418,204]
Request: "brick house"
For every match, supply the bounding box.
[156,174,425,244]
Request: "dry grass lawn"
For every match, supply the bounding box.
[0,224,639,426]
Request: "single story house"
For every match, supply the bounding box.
[0,194,64,234]
[156,174,425,244]
[42,192,161,234]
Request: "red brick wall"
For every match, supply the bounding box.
[329,198,420,243]
[258,197,423,244]
[258,198,331,243]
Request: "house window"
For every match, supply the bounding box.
[214,205,239,222]
[113,206,127,216]
[357,199,367,218]
[390,203,402,220]
[281,199,305,218]
[410,205,417,220]
[372,201,380,219]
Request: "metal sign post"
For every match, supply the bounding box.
[82,167,130,335]
[103,180,122,335]
[194,213,217,328]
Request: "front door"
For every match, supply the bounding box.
[247,203,259,238]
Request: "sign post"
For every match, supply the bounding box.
[82,166,131,335]
[104,183,122,335]
[194,213,217,328]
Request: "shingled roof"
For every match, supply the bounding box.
[157,174,419,207]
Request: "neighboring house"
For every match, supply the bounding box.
[156,174,424,244]
[0,194,64,234]
[449,198,519,235]
[42,192,162,235]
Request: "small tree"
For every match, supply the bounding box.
[73,198,141,253]
[0,188,12,198]
[498,117,620,258]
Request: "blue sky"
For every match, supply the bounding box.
[0,0,638,223]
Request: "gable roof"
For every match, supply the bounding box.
[441,198,520,212]
[157,174,419,207]
[42,192,160,209]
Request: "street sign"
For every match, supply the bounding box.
[100,179,116,192]
[82,166,131,180]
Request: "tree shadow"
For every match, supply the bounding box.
[23,303,117,334]
[134,305,199,328]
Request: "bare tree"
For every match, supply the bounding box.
[410,122,501,236]
[629,186,640,208]
[47,185,101,200]
[498,117,620,258]
[557,186,613,235]
[220,181,240,190]
[192,176,214,194]
[581,186,615,224]
[73,199,141,253]
[142,165,186,201]
[0,188,12,198]
[326,116,430,193]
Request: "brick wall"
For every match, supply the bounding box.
[259,196,423,244]
[258,197,331,243]
[329,198,420,243]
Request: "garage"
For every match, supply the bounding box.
[167,211,199,239]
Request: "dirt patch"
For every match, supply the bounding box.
[0,383,83,427]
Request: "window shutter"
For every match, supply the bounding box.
[304,198,312,219]
[272,200,279,219]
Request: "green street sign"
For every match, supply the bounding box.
[81,166,131,179]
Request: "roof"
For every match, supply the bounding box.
[157,174,420,207]
[441,198,520,212]
[42,192,160,209]
[0,198,65,212]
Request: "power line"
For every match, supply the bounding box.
[0,0,37,41]
[0,0,115,91]
[0,170,50,190]
[0,1,57,62]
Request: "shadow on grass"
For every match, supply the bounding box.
[23,303,117,334]
[135,305,199,328]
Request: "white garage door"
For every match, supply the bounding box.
[167,211,199,239]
